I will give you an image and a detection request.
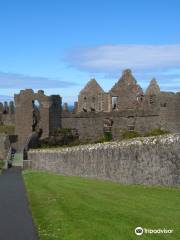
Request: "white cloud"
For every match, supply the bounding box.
[65,44,180,72]
[0,72,77,89]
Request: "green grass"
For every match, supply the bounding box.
[0,125,15,134]
[23,171,180,240]
[121,130,141,139]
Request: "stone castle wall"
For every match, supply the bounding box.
[62,110,161,141]
[159,92,180,132]
[0,101,15,126]
[15,89,61,150]
[61,69,180,141]
[0,134,10,160]
[0,114,15,126]
[0,69,180,151]
[27,134,180,187]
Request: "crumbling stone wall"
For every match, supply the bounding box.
[62,69,180,140]
[62,112,105,141]
[109,69,144,111]
[76,69,163,115]
[62,110,161,141]
[159,92,180,132]
[15,89,62,150]
[78,79,110,112]
[3,68,180,150]
[27,134,180,187]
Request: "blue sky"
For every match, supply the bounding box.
[0,0,180,103]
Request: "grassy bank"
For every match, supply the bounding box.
[23,171,180,240]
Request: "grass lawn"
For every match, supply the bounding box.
[23,171,180,240]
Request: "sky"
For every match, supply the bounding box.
[0,0,180,103]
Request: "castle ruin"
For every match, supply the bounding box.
[0,69,180,150]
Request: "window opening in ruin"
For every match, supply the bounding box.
[32,100,41,132]
[90,96,96,112]
[112,96,118,110]
[149,94,156,104]
[137,94,144,102]
[150,97,153,104]
[33,99,40,109]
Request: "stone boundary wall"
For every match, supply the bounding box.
[27,134,180,187]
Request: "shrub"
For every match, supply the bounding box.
[104,132,113,141]
[122,130,141,140]
[95,132,113,143]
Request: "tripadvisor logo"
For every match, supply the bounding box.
[135,227,143,236]
[135,226,174,236]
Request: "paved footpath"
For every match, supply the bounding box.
[0,167,38,240]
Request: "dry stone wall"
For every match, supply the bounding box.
[28,134,180,187]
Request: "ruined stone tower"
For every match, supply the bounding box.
[15,89,61,150]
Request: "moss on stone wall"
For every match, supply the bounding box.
[121,128,170,140]
[0,125,15,134]
[121,131,141,140]
[144,128,170,137]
